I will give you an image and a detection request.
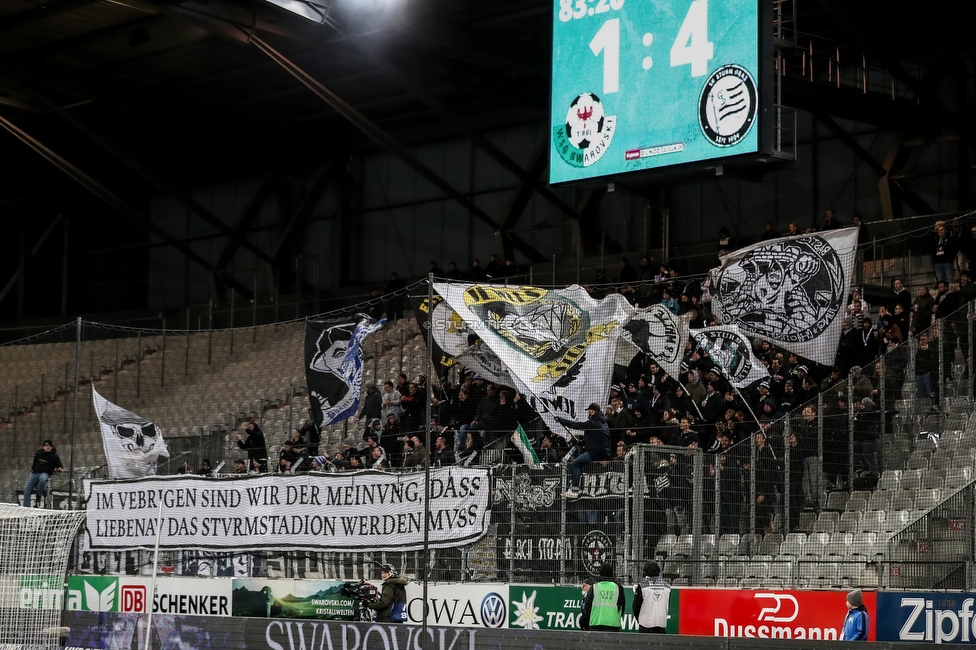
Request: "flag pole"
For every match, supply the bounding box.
[68,317,81,508]
[421,273,433,644]
[145,494,164,650]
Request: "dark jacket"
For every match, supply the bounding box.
[555,411,611,461]
[359,389,383,421]
[237,425,268,463]
[368,576,409,622]
[31,446,63,475]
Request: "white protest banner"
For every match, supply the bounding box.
[84,467,490,552]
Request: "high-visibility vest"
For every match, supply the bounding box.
[589,580,621,629]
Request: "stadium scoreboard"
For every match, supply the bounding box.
[550,0,771,184]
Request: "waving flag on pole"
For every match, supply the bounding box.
[617,304,690,380]
[690,325,769,388]
[434,283,631,439]
[305,315,385,427]
[709,227,858,365]
[93,387,169,478]
[414,293,514,386]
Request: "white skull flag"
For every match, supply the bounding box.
[305,315,386,427]
[93,387,169,479]
[708,227,858,366]
[690,324,769,389]
[434,283,632,438]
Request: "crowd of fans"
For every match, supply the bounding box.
[177,216,976,541]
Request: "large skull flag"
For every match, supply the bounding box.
[93,387,169,478]
[709,227,858,365]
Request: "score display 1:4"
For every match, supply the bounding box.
[560,0,716,95]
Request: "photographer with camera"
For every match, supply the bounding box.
[367,564,409,623]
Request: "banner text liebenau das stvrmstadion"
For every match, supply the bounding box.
[84,467,489,552]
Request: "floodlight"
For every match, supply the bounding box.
[263,0,332,24]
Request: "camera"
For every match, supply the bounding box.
[341,580,379,603]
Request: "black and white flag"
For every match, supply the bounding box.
[93,387,169,479]
[414,293,514,386]
[709,227,858,365]
[305,315,385,427]
[690,325,769,388]
[434,283,631,439]
[617,305,690,381]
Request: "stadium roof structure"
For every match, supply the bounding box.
[0,0,971,316]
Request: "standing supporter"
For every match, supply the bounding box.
[760,222,781,241]
[384,272,406,321]
[398,382,424,432]
[381,380,401,420]
[364,418,384,445]
[747,430,779,534]
[792,404,820,508]
[821,209,843,230]
[852,397,881,476]
[298,409,321,456]
[607,396,634,446]
[891,278,912,313]
[332,437,360,469]
[581,563,625,632]
[855,318,878,368]
[716,227,735,258]
[451,388,478,450]
[931,221,958,285]
[915,332,939,409]
[356,383,382,426]
[633,561,670,633]
[236,420,268,472]
[458,384,498,447]
[468,258,487,282]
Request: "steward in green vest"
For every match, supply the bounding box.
[581,563,625,631]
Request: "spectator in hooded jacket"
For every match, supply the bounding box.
[556,403,611,500]
[23,439,63,507]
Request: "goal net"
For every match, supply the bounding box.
[0,504,86,649]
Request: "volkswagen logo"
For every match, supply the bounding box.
[481,592,507,628]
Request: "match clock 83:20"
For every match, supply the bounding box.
[550,0,764,184]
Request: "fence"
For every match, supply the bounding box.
[7,213,976,588]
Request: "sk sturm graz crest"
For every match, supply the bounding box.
[552,92,617,168]
[693,330,753,385]
[690,325,769,389]
[699,64,758,147]
[711,235,845,343]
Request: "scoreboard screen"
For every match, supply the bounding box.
[550,0,767,184]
